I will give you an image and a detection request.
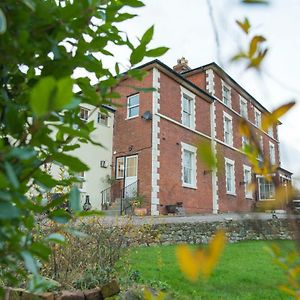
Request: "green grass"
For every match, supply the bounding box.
[126,240,295,300]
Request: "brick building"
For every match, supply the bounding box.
[110,58,292,215]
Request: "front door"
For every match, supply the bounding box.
[124,155,138,198]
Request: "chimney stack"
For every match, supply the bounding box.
[173,57,191,73]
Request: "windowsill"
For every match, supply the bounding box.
[181,123,196,131]
[224,141,233,147]
[245,196,253,200]
[259,198,275,201]
[98,123,110,127]
[182,183,197,190]
[226,192,236,196]
[126,115,139,120]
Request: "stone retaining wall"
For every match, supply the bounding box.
[147,218,294,244]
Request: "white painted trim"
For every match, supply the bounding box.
[225,157,236,195]
[221,80,232,108]
[127,94,140,119]
[206,69,215,96]
[151,68,161,216]
[243,165,253,199]
[254,107,262,128]
[223,111,233,147]
[181,142,197,189]
[210,102,219,213]
[180,86,196,130]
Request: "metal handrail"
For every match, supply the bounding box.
[100,181,120,210]
[120,179,139,215]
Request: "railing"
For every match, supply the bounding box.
[120,180,139,215]
[100,181,120,210]
[100,180,139,215]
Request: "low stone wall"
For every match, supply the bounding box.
[147,218,294,245]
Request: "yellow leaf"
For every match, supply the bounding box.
[236,17,251,34]
[262,101,296,131]
[249,35,266,58]
[197,140,216,170]
[176,230,226,281]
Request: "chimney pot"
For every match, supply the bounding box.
[173,57,191,73]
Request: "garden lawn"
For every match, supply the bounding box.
[126,240,294,300]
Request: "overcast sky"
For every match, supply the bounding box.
[99,0,300,185]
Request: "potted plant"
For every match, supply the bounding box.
[130,195,147,216]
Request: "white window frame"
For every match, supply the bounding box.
[127,94,140,119]
[223,112,233,146]
[240,97,248,119]
[116,157,125,179]
[269,141,276,165]
[181,142,197,189]
[222,81,231,107]
[241,136,249,151]
[180,86,196,130]
[257,176,275,201]
[97,112,110,126]
[257,135,263,161]
[254,108,261,128]
[243,165,253,199]
[225,157,236,195]
[80,107,89,122]
[268,126,274,138]
[76,171,85,191]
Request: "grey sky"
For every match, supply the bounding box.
[94,0,300,184]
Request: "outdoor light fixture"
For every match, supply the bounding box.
[203,170,212,175]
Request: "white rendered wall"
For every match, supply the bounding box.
[50,104,114,210]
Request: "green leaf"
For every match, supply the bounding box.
[146,47,169,57]
[52,152,89,172]
[0,8,7,34]
[21,251,38,275]
[141,25,154,45]
[54,77,74,110]
[69,186,81,212]
[0,201,20,219]
[130,44,146,65]
[30,243,51,261]
[30,77,56,117]
[47,233,65,244]
[120,0,145,7]
[21,0,36,11]
[4,162,19,189]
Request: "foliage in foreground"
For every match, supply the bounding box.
[0,0,168,291]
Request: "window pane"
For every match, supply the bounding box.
[128,94,139,107]
[98,113,109,126]
[129,106,139,118]
[126,156,137,177]
[183,112,191,127]
[116,157,125,178]
[183,95,191,113]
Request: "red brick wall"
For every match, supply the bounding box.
[159,118,213,213]
[185,72,206,89]
[112,71,154,210]
[159,72,211,136]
